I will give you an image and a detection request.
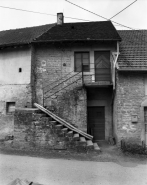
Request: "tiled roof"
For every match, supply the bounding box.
[117,30,147,70]
[0,23,55,47]
[35,21,121,42]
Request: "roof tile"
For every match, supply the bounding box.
[118,30,147,69]
[35,21,121,42]
[0,24,55,47]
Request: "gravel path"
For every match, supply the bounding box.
[0,153,147,185]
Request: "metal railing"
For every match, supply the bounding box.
[42,65,83,104]
[42,59,113,104]
[44,76,82,100]
[44,71,82,94]
[42,69,77,90]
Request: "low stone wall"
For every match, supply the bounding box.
[13,108,66,150]
[0,115,14,140]
[12,108,89,152]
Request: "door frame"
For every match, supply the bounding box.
[94,50,111,82]
[140,100,147,148]
[87,106,105,141]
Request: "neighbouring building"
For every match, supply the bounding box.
[0,24,54,138]
[0,13,147,148]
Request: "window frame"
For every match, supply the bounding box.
[74,52,90,72]
[6,102,16,115]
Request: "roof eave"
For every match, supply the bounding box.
[118,68,147,71]
[33,38,121,43]
[0,42,30,48]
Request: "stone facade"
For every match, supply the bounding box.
[13,108,92,151]
[14,108,66,150]
[2,41,146,148]
[33,44,87,131]
[33,42,116,133]
[114,71,146,145]
[0,46,33,138]
[0,86,32,138]
[87,87,113,140]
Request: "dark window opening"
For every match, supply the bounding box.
[74,52,90,72]
[6,102,15,114]
[19,68,22,73]
[144,107,147,122]
[144,107,147,132]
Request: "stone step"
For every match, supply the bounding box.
[50,121,57,128]
[66,131,73,137]
[87,140,94,148]
[50,121,57,124]
[93,143,101,151]
[79,137,86,143]
[61,128,68,133]
[55,124,63,130]
[73,133,80,141]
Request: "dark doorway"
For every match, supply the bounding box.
[87,106,105,141]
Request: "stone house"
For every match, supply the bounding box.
[0,24,54,137]
[0,13,147,148]
[114,30,147,146]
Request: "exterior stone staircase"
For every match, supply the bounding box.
[12,104,100,153]
[34,103,100,152]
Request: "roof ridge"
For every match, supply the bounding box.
[0,23,55,32]
[35,21,121,42]
[0,20,111,32]
[33,23,56,41]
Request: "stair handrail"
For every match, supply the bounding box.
[44,76,82,100]
[34,103,93,140]
[42,69,76,90]
[43,64,83,91]
[44,71,82,94]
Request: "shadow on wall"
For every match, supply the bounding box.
[0,114,14,139]
[7,178,43,185]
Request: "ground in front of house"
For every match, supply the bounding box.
[0,142,147,185]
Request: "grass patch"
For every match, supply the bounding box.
[121,140,147,155]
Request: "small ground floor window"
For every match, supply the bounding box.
[6,102,15,114]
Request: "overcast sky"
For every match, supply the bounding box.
[0,0,146,31]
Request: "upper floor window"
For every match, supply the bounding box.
[94,51,110,82]
[74,52,90,72]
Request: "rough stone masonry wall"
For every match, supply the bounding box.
[13,108,88,151]
[34,45,87,132]
[0,84,32,139]
[0,46,32,139]
[114,71,145,144]
[13,109,66,150]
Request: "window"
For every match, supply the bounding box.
[144,107,147,132]
[19,68,22,72]
[145,107,147,121]
[74,52,90,72]
[94,51,111,82]
[6,102,15,114]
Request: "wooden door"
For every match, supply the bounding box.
[94,51,110,82]
[144,107,147,147]
[87,107,105,140]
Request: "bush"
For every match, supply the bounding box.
[121,140,147,155]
